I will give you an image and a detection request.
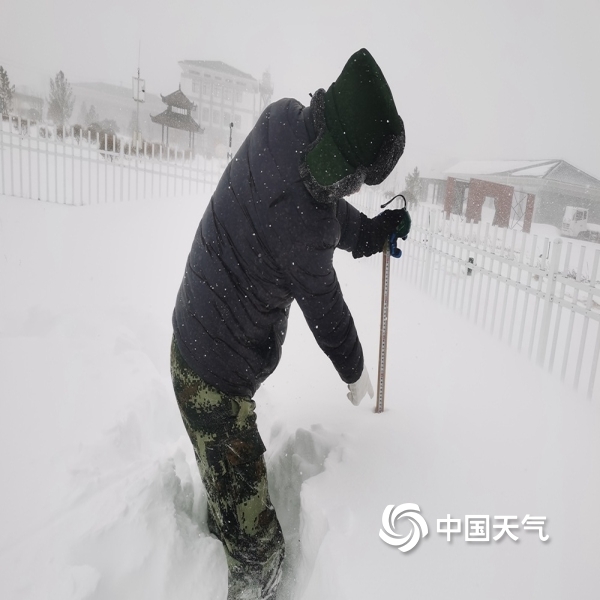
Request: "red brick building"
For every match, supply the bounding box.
[427,160,600,233]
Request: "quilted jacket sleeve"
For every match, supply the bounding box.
[335,199,363,252]
[278,203,364,384]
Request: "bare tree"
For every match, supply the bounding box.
[0,66,15,116]
[47,71,75,128]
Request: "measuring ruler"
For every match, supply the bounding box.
[376,241,391,413]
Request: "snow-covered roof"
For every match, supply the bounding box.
[446,160,559,177]
[71,81,162,105]
[160,88,195,110]
[72,81,137,99]
[150,109,201,133]
[445,159,600,190]
[509,163,559,177]
[179,60,256,82]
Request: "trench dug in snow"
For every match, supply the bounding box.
[62,406,348,600]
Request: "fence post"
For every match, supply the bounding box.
[421,208,435,293]
[70,125,75,204]
[536,237,562,367]
[0,116,5,196]
[575,248,600,390]
[27,119,32,199]
[17,116,23,197]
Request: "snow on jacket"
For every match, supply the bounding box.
[172,94,365,398]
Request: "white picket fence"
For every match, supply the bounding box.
[3,118,599,399]
[350,190,600,400]
[0,115,226,204]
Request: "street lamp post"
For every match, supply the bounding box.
[227,121,234,161]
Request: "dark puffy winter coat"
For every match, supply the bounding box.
[172,94,365,398]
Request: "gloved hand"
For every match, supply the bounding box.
[395,208,411,240]
[347,366,375,406]
[352,209,411,258]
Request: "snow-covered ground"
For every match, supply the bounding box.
[0,193,598,599]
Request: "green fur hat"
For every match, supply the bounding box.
[301,48,405,202]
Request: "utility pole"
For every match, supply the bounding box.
[259,70,274,112]
[132,42,145,149]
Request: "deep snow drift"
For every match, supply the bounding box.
[0,194,598,599]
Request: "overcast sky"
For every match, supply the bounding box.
[2,0,599,178]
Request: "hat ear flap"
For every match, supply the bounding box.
[300,89,368,203]
[364,126,406,186]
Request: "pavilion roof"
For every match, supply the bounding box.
[150,109,201,133]
[160,88,195,110]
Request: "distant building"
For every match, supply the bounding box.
[13,87,44,121]
[178,60,260,158]
[70,81,164,141]
[419,160,600,233]
[418,173,447,206]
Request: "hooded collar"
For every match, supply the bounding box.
[299,89,366,205]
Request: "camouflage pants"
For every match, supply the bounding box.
[170,337,285,600]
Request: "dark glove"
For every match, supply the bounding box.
[352,209,411,258]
